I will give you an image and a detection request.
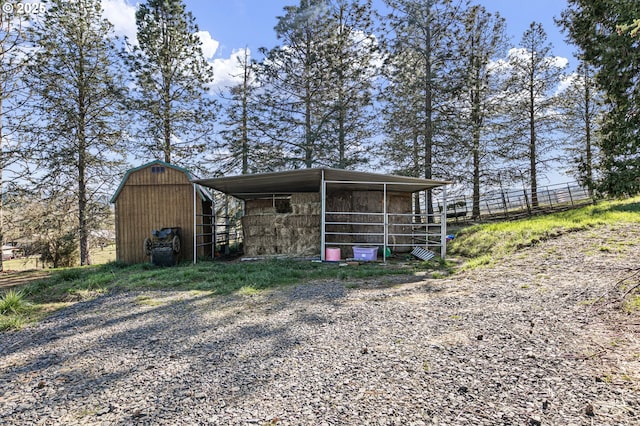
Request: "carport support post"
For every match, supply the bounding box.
[383,183,387,263]
[441,186,447,260]
[320,169,326,261]
[193,183,197,264]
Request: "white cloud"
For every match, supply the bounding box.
[99,1,244,90]
[210,48,252,89]
[102,0,137,42]
[556,72,579,95]
[546,56,569,69]
[196,31,220,59]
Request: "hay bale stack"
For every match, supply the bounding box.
[291,192,320,204]
[242,214,275,256]
[249,207,277,215]
[273,214,320,255]
[246,198,291,214]
[242,211,320,257]
[324,190,352,246]
[291,192,321,215]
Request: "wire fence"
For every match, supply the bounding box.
[435,181,594,223]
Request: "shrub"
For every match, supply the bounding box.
[36,232,78,268]
[0,289,29,315]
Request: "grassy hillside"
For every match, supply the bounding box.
[448,196,640,268]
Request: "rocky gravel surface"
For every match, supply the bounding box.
[1,224,639,425]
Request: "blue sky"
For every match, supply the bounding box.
[193,0,574,64]
[104,0,575,87]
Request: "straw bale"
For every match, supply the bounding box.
[246,233,276,245]
[242,210,321,256]
[326,189,351,212]
[249,207,277,215]
[243,226,275,237]
[283,214,320,228]
[292,203,321,215]
[291,192,320,204]
[245,199,272,215]
[387,192,412,214]
[244,243,276,256]
[276,230,319,256]
[275,227,319,239]
[245,198,292,214]
[242,215,276,227]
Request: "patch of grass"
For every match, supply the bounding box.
[0,289,32,332]
[134,295,165,307]
[0,289,30,315]
[1,257,448,331]
[448,196,640,266]
[460,254,493,270]
[0,315,26,331]
[238,286,261,296]
[625,295,640,313]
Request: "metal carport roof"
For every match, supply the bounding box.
[193,168,449,199]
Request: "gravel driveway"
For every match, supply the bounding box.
[1,224,639,425]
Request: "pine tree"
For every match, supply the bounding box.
[379,0,465,215]
[322,0,379,169]
[558,0,640,196]
[557,60,603,195]
[124,0,217,169]
[448,5,508,218]
[255,0,333,169]
[28,0,128,266]
[0,5,32,271]
[217,49,281,174]
[498,22,566,207]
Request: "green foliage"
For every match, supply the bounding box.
[0,289,31,331]
[256,0,377,170]
[37,231,78,269]
[449,196,640,263]
[559,0,640,197]
[379,0,458,181]
[0,289,29,315]
[0,315,26,332]
[499,22,567,206]
[124,0,217,168]
[626,295,640,313]
[27,0,128,266]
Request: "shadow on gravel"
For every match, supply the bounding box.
[1,282,351,413]
[1,277,455,424]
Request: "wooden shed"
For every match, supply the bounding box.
[110,160,212,264]
[195,168,450,261]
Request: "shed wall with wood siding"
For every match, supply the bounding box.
[112,161,203,264]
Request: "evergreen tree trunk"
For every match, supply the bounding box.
[77,81,91,265]
[413,131,421,216]
[583,68,593,196]
[424,17,434,220]
[528,55,538,208]
[241,61,249,174]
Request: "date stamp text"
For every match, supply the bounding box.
[1,2,46,16]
